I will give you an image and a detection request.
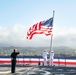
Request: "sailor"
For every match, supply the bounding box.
[11,49,20,73]
[42,50,48,66]
[49,51,54,66]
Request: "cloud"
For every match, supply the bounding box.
[0,24,27,47]
[52,25,76,48]
[0,24,76,48]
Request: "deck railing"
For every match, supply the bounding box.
[0,55,76,66]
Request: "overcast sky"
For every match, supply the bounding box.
[0,0,76,48]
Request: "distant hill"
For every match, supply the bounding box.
[0,46,76,56]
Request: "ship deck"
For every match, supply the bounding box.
[0,65,76,75]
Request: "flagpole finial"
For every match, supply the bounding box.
[53,10,55,12]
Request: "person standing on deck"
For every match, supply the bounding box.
[49,51,54,66]
[11,49,20,73]
[42,50,48,66]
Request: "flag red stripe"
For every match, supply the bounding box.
[27,28,52,39]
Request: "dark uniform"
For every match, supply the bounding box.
[11,49,20,73]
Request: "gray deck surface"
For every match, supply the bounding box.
[0,65,76,75]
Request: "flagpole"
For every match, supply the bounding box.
[50,11,55,53]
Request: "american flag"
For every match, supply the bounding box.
[26,17,53,39]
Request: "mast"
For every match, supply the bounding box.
[50,11,55,53]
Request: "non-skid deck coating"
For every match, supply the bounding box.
[0,65,76,75]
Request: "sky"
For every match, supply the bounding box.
[0,0,76,48]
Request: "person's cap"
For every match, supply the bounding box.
[14,49,17,51]
[51,51,54,52]
[44,50,47,52]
